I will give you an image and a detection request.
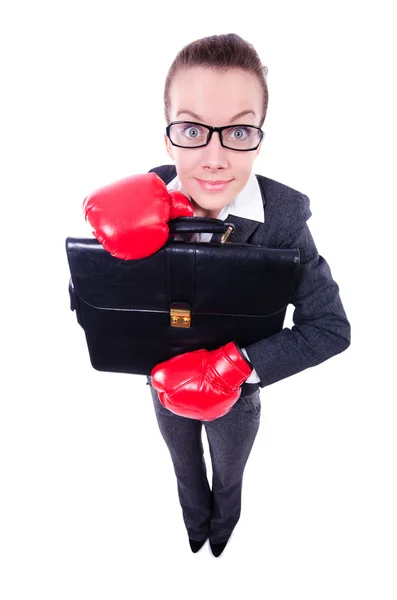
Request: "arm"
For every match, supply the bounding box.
[242,193,351,388]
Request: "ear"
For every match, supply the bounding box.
[164,133,175,161]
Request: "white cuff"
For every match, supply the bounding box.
[240,348,261,383]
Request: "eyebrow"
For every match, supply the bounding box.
[175,109,256,123]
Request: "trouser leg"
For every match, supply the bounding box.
[204,388,261,544]
[147,378,213,541]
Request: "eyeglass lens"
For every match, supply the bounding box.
[169,122,261,150]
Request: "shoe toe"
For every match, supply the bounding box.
[210,540,228,557]
[189,538,206,553]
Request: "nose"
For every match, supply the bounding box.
[202,130,228,166]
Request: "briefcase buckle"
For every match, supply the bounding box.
[220,226,233,244]
[170,303,191,328]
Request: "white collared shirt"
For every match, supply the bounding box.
[167,170,263,383]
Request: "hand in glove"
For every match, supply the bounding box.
[83,173,193,259]
[150,341,253,421]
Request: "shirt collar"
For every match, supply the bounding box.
[166,171,265,223]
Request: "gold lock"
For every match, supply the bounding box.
[170,303,191,328]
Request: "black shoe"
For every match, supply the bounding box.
[210,540,228,557]
[189,538,207,553]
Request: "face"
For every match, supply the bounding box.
[164,67,264,218]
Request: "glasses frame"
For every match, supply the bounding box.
[165,120,264,152]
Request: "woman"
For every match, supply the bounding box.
[83,33,351,558]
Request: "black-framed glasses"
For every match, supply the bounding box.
[165,121,264,151]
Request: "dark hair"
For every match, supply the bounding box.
[164,33,269,128]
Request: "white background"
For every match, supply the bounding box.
[1,0,396,598]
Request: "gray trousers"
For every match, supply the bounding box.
[147,376,261,544]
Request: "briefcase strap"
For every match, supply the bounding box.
[168,217,235,244]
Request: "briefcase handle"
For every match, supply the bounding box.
[168,216,235,243]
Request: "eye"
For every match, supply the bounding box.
[229,127,251,139]
[181,125,206,139]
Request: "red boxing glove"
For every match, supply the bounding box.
[151,341,253,421]
[82,173,194,259]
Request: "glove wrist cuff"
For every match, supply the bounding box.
[210,341,253,390]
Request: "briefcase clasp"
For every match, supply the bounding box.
[170,303,191,328]
[220,226,233,244]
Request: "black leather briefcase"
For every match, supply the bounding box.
[66,217,300,375]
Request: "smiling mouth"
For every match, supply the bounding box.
[198,179,231,184]
[196,178,232,191]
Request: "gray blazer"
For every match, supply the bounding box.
[149,165,351,389]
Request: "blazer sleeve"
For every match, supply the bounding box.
[242,193,351,388]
